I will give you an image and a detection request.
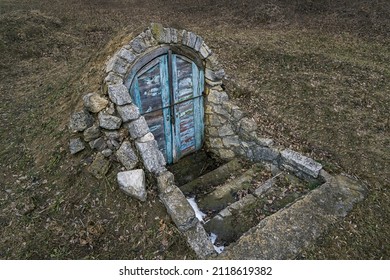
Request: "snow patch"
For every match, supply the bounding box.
[210,232,224,254]
[187,197,207,223]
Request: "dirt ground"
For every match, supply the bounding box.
[0,0,389,259]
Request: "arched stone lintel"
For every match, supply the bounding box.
[103,23,225,93]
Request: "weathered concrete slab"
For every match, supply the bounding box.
[198,164,264,212]
[179,158,243,194]
[218,174,367,259]
[183,221,216,259]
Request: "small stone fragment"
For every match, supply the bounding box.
[69,111,94,132]
[69,138,85,155]
[88,153,110,179]
[89,137,107,151]
[117,169,147,201]
[83,124,101,142]
[101,149,113,158]
[82,93,109,113]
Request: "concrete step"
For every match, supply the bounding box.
[179,158,246,195]
[217,173,367,259]
[197,163,271,213]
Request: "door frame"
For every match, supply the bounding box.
[125,46,205,164]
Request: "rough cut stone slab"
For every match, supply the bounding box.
[127,116,150,139]
[182,30,197,49]
[239,117,258,134]
[130,36,147,54]
[205,68,225,82]
[106,56,129,76]
[69,138,85,155]
[88,153,110,179]
[194,36,203,52]
[222,135,240,147]
[89,137,107,151]
[159,185,197,231]
[252,146,280,163]
[157,171,176,194]
[98,112,122,130]
[219,174,367,259]
[207,90,229,105]
[200,42,212,58]
[117,169,146,201]
[104,72,123,85]
[69,111,94,132]
[183,221,216,259]
[83,124,101,142]
[117,104,140,122]
[281,149,322,178]
[116,141,139,170]
[136,132,155,143]
[107,84,132,105]
[218,124,235,137]
[117,48,136,64]
[82,93,109,113]
[135,140,166,174]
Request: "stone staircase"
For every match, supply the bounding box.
[158,150,367,259]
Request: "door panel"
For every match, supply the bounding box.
[130,53,203,164]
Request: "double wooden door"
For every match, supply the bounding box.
[130,52,204,164]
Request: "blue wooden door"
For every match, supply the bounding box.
[130,53,204,164]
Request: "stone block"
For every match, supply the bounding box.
[252,146,280,163]
[117,104,140,122]
[194,36,203,52]
[89,137,107,151]
[83,124,101,142]
[127,116,150,139]
[199,42,212,59]
[205,68,225,82]
[106,56,129,76]
[69,138,85,155]
[98,112,122,130]
[218,124,235,137]
[104,72,123,86]
[239,117,258,134]
[117,169,146,201]
[222,135,240,147]
[101,148,113,158]
[182,221,216,259]
[136,132,155,143]
[207,90,229,105]
[130,36,147,54]
[209,138,224,149]
[117,48,136,64]
[219,149,235,160]
[116,141,139,170]
[69,110,94,132]
[281,149,322,178]
[107,84,132,105]
[182,30,197,49]
[135,140,166,174]
[157,171,176,194]
[159,186,196,231]
[82,93,108,113]
[88,153,110,179]
[255,137,274,147]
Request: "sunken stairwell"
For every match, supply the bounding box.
[163,151,367,259]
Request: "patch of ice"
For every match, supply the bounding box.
[209,232,225,254]
[187,197,207,223]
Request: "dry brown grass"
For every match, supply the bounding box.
[0,0,389,259]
